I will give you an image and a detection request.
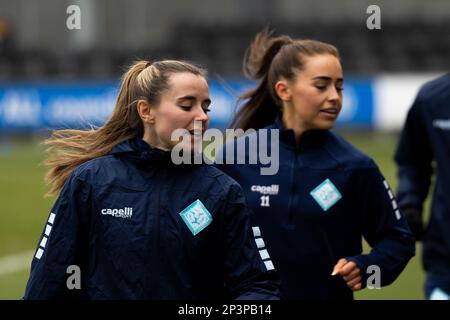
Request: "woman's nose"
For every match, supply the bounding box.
[328,87,341,102]
[195,107,209,122]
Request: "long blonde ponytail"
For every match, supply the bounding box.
[44,59,206,196]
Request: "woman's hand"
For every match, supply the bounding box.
[332,258,362,291]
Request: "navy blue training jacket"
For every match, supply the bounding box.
[215,115,415,299]
[395,73,450,279]
[23,138,280,300]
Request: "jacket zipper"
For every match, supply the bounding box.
[286,149,297,227]
[152,167,162,298]
[318,225,337,268]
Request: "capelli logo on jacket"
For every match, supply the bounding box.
[101,207,133,219]
[251,185,279,195]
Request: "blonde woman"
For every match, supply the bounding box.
[24,60,280,300]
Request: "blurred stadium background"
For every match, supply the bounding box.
[1,0,449,299]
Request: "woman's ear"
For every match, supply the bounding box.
[136,100,155,124]
[274,80,291,102]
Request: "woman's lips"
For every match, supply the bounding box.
[320,107,339,118]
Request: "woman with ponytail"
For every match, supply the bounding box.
[23,59,280,300]
[216,30,415,299]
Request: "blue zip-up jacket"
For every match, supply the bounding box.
[395,73,450,279]
[23,138,280,300]
[215,115,415,299]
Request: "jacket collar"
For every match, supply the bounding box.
[267,113,329,151]
[111,138,205,169]
[111,137,173,165]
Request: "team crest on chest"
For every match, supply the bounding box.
[310,179,342,211]
[179,199,213,236]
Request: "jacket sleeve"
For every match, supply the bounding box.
[23,172,91,299]
[347,166,415,287]
[394,93,434,213]
[220,183,281,300]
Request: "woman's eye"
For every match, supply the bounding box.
[180,105,192,110]
[316,85,327,91]
[203,108,211,113]
[336,87,344,92]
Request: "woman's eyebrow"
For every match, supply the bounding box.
[177,95,211,103]
[312,76,344,82]
[177,95,196,101]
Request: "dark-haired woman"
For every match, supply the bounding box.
[215,31,415,299]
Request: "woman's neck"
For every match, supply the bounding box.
[142,130,171,151]
[281,112,307,145]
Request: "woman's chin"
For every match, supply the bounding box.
[315,119,337,130]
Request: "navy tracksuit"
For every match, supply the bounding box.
[23,138,280,300]
[395,73,450,296]
[215,115,415,299]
